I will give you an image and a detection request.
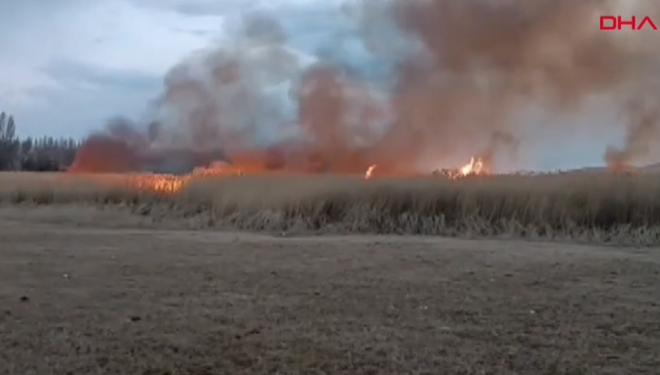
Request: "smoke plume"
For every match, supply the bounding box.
[70,0,660,174]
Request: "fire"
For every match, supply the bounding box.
[431,156,490,179]
[121,174,190,194]
[362,156,489,181]
[76,154,493,195]
[364,164,377,179]
[82,162,248,195]
[459,156,485,176]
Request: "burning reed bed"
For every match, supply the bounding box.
[1,171,659,245]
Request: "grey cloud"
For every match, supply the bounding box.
[9,60,162,138]
[129,0,255,16]
[9,78,155,139]
[43,61,162,91]
[168,27,216,37]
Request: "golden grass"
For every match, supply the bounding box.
[1,171,659,245]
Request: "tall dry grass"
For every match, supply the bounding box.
[1,172,659,244]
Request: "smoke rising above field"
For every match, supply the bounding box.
[70,0,660,174]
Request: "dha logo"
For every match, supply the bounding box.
[599,16,658,31]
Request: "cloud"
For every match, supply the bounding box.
[0,0,225,136]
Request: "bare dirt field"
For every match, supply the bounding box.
[1,206,658,375]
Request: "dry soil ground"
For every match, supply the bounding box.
[0,206,659,375]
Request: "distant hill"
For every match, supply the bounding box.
[560,161,660,174]
[641,162,660,172]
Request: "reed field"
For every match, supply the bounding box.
[1,171,659,245]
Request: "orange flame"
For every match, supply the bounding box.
[459,156,485,176]
[364,164,377,179]
[81,154,493,195]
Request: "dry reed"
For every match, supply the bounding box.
[1,172,659,245]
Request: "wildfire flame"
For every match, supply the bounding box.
[460,156,485,176]
[362,156,489,181]
[127,174,189,194]
[364,164,377,179]
[430,156,490,179]
[83,162,248,195]
[78,155,492,195]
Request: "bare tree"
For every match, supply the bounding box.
[0,112,19,170]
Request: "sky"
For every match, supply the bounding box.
[0,0,638,170]
[0,0,276,138]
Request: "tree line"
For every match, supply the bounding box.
[0,111,80,171]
